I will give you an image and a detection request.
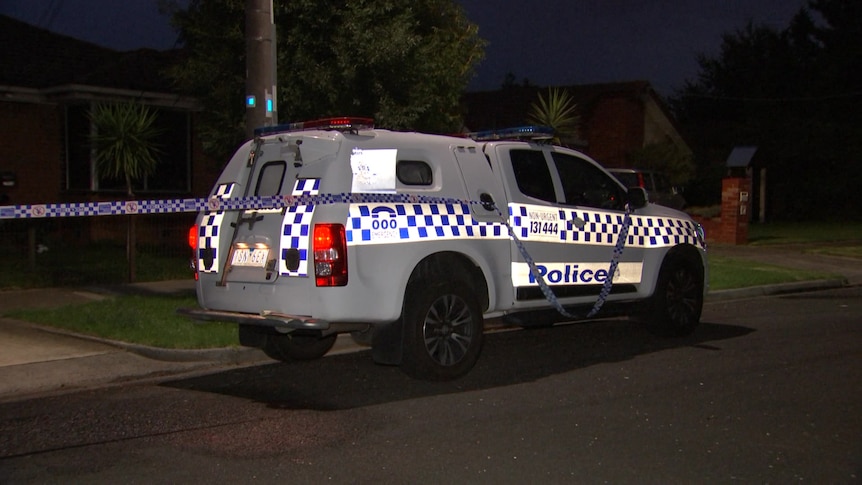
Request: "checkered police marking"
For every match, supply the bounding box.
[508,203,701,249]
[279,179,320,276]
[342,202,702,250]
[346,202,506,245]
[197,183,234,273]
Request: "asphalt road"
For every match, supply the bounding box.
[1,287,859,483]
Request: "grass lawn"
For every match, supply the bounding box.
[707,256,838,291]
[5,294,238,349]
[748,221,862,245]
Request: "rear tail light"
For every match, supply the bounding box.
[188,224,199,280]
[313,223,347,286]
[188,225,198,250]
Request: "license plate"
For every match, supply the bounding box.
[231,248,269,267]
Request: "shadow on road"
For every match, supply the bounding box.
[164,319,753,410]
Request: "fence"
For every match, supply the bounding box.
[0,213,194,289]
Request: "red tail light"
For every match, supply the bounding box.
[188,224,199,280]
[313,223,348,286]
[188,225,198,250]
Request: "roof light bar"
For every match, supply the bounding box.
[254,117,374,137]
[466,125,555,142]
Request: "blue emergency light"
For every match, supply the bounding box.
[467,125,554,142]
[246,95,256,108]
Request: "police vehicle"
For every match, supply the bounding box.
[183,117,707,380]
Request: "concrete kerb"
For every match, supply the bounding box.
[705,278,850,301]
[1,316,268,365]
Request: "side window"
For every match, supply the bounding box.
[552,152,624,210]
[397,160,433,186]
[255,161,286,196]
[510,149,556,202]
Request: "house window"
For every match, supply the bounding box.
[64,103,192,194]
[65,104,92,191]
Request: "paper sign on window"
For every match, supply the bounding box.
[350,148,397,193]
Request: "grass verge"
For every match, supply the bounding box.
[5,294,237,349]
[707,256,838,291]
[748,221,862,245]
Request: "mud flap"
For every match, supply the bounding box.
[371,320,404,365]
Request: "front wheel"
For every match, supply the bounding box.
[402,281,484,381]
[643,254,704,337]
[263,332,337,361]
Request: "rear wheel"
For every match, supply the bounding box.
[402,281,484,381]
[263,332,337,361]
[644,254,704,337]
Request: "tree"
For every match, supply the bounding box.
[526,87,580,145]
[669,0,862,219]
[162,0,486,159]
[89,102,163,282]
[629,142,694,188]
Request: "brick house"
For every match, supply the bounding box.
[462,81,691,170]
[0,15,220,250]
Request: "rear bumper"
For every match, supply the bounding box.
[178,307,329,330]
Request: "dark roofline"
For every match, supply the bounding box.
[0,14,183,96]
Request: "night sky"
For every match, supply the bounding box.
[2,0,808,95]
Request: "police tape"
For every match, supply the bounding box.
[0,193,478,220]
[0,192,632,320]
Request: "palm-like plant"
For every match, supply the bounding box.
[527,87,581,145]
[89,102,162,282]
[89,103,162,197]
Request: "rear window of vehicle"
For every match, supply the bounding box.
[255,161,287,196]
[397,160,433,186]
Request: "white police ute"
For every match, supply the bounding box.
[183,117,707,380]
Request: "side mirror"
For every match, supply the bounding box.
[626,187,648,209]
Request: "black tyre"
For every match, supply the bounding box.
[402,281,484,381]
[644,253,704,337]
[263,332,337,361]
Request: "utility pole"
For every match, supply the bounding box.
[245,0,277,139]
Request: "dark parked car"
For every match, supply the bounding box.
[608,168,686,210]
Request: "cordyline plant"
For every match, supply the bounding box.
[89,102,162,197]
[88,102,163,282]
[527,87,581,145]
